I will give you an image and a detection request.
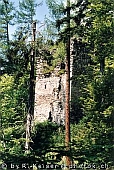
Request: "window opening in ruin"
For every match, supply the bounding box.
[45,84,46,89]
[61,62,65,69]
[48,111,52,122]
[58,80,61,91]
[44,73,51,78]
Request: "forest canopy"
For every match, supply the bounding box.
[0,0,114,169]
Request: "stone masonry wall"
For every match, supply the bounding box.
[34,57,66,124]
[34,39,75,124]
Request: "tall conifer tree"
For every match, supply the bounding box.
[0,0,15,73]
[17,0,41,33]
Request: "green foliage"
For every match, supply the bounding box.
[70,117,113,166]
[46,0,64,19]
[17,0,40,27]
[51,42,66,67]
[0,73,29,164]
[0,0,15,73]
[7,37,31,74]
[0,0,14,42]
[37,40,66,75]
[30,121,65,164]
[69,0,113,166]
[0,0,113,168]
[85,0,113,73]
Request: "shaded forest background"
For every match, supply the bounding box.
[0,0,114,169]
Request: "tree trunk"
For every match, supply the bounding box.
[25,21,36,152]
[65,0,71,167]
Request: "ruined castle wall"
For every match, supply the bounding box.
[34,39,75,124]
[34,61,66,124]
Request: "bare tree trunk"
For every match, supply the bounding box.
[65,0,71,167]
[25,113,31,151]
[3,0,10,55]
[25,21,36,152]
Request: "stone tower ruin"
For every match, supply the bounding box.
[34,38,90,124]
[34,57,66,125]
